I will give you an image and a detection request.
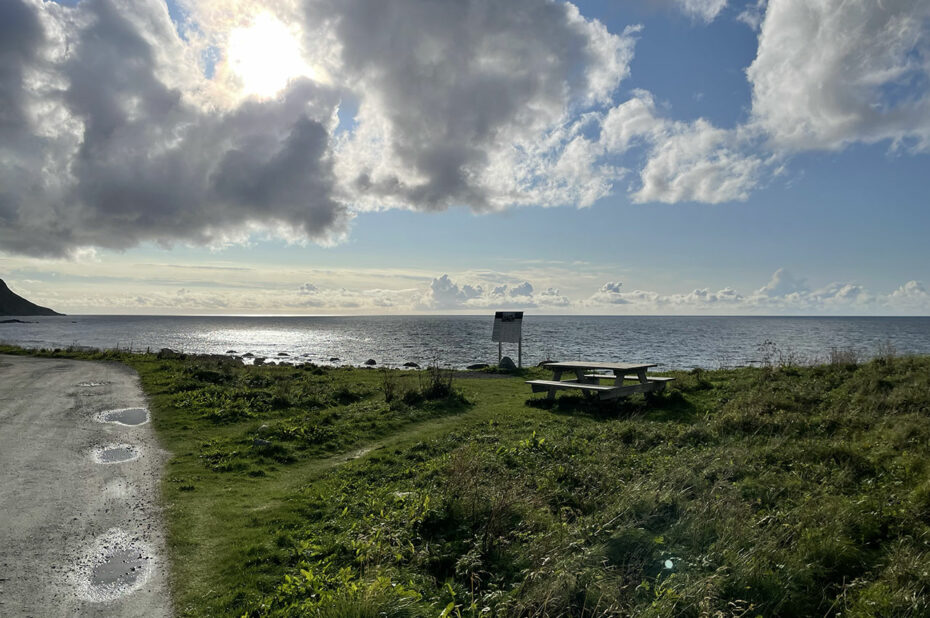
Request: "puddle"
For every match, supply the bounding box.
[73,529,155,603]
[91,549,146,588]
[78,381,110,388]
[96,408,149,426]
[91,444,140,464]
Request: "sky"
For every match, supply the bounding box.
[1,0,929,315]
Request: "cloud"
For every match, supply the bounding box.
[736,0,767,30]
[755,268,807,297]
[3,0,930,261]
[418,274,570,310]
[13,262,929,315]
[579,270,930,315]
[892,280,928,299]
[599,92,765,204]
[0,0,650,257]
[747,0,930,152]
[326,0,638,212]
[631,120,763,204]
[675,0,728,23]
[588,281,629,305]
[585,281,746,309]
[0,0,348,258]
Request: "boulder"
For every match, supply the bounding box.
[364,359,377,366]
[403,362,420,368]
[277,352,289,357]
[242,352,254,358]
[226,350,237,354]
[329,357,340,362]
[466,363,489,370]
[499,356,517,370]
[253,357,266,366]
[156,348,182,360]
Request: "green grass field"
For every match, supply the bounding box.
[4,344,930,616]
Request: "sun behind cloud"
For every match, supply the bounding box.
[226,13,311,98]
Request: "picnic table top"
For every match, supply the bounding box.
[542,361,658,371]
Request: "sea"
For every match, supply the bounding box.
[2,315,929,370]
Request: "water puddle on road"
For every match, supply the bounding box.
[96,408,149,426]
[91,444,140,464]
[77,381,110,388]
[73,529,155,603]
[91,549,147,589]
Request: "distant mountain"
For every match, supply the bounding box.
[0,279,63,316]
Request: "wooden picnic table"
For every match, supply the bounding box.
[526,360,673,401]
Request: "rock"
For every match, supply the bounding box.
[242,352,254,358]
[226,350,237,354]
[403,362,420,368]
[156,348,182,360]
[0,278,63,316]
[329,357,340,362]
[277,352,289,357]
[253,438,272,447]
[257,424,271,433]
[253,357,266,366]
[266,361,277,366]
[466,363,489,370]
[364,359,377,366]
[499,356,517,370]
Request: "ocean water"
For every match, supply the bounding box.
[3,315,929,370]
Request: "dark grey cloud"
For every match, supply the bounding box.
[0,0,43,132]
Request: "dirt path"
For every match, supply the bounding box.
[0,354,171,617]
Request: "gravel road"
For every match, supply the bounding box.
[0,354,171,617]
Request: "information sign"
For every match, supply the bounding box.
[491,311,523,343]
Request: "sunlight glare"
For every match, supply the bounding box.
[227,13,309,98]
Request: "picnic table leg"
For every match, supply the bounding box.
[547,369,563,400]
[575,369,597,399]
[635,368,665,396]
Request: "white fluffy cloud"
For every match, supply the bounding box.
[675,0,728,23]
[418,274,570,310]
[747,0,930,151]
[581,270,929,315]
[599,91,765,204]
[631,120,763,204]
[755,267,807,297]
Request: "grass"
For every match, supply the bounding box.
[3,344,930,616]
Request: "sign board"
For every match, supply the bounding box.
[491,311,523,343]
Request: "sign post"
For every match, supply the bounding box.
[491,311,524,368]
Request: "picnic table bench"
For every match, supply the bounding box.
[526,361,673,401]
